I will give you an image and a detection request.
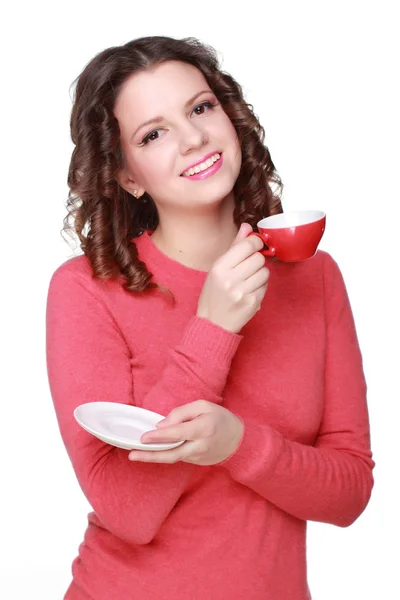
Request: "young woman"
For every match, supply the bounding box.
[46,35,374,600]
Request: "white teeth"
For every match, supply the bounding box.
[182,153,221,177]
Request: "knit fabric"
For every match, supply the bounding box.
[46,230,374,600]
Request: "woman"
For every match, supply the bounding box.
[46,35,374,600]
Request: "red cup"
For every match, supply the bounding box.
[248,210,326,262]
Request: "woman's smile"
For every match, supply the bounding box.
[181,152,223,179]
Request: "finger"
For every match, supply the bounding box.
[129,449,181,463]
[129,441,194,463]
[220,236,264,270]
[231,222,253,245]
[230,278,268,308]
[230,251,266,282]
[156,399,211,428]
[240,267,270,296]
[141,419,202,444]
[253,282,269,308]
[228,267,269,303]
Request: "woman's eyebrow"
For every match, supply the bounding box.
[130,89,212,141]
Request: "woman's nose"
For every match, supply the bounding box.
[179,120,208,154]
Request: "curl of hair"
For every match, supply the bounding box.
[63,36,283,294]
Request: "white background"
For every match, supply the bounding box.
[1,1,399,598]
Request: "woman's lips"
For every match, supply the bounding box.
[182,151,220,173]
[181,153,223,181]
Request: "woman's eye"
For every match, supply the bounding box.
[141,129,162,145]
[192,101,216,116]
[139,103,216,145]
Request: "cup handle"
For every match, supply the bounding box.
[249,232,276,257]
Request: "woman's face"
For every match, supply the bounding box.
[114,60,242,214]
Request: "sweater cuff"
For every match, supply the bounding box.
[219,418,283,484]
[180,316,243,365]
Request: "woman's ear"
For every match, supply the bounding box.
[116,168,145,198]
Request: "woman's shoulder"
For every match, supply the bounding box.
[304,249,346,289]
[49,254,93,287]
[303,250,349,300]
[270,250,347,303]
[313,249,345,280]
[48,253,118,300]
[311,248,341,274]
[272,249,341,278]
[48,253,132,305]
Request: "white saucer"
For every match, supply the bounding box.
[74,402,184,451]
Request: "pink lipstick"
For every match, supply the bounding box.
[181,153,223,181]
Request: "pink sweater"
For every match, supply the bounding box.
[46,230,374,600]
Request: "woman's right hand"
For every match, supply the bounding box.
[196,223,270,334]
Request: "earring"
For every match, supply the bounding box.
[133,190,138,197]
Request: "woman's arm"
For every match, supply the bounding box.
[46,263,242,545]
[221,253,375,527]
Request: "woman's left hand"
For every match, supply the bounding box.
[128,400,244,465]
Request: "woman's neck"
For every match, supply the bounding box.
[150,195,238,271]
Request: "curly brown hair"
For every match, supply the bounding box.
[63,36,283,294]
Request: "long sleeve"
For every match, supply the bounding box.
[221,253,374,527]
[46,263,241,545]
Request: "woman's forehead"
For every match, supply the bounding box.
[115,61,210,119]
